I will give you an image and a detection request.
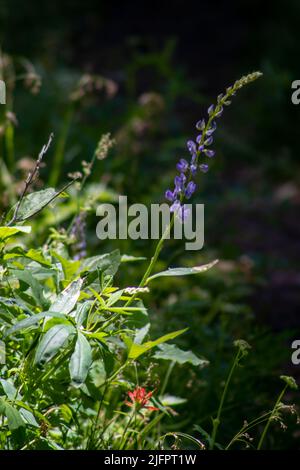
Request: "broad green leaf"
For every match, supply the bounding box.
[51,251,80,280]
[75,301,92,327]
[69,332,92,385]
[12,269,49,309]
[4,247,51,266]
[19,408,39,427]
[34,324,74,364]
[6,311,65,336]
[0,399,24,430]
[0,226,31,241]
[154,343,209,367]
[146,260,219,283]
[134,323,150,345]
[80,250,121,276]
[0,378,21,400]
[50,278,83,314]
[106,289,124,307]
[10,188,67,222]
[128,328,187,359]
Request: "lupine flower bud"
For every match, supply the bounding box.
[208,104,214,115]
[165,189,175,201]
[176,158,189,172]
[200,163,209,173]
[204,149,215,158]
[187,140,197,155]
[185,181,196,199]
[196,119,205,130]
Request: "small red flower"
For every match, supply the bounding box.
[125,386,158,411]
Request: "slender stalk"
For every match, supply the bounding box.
[257,385,287,450]
[119,409,135,450]
[210,346,243,449]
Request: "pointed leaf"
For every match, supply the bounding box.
[146,260,218,283]
[50,279,83,314]
[154,343,209,367]
[69,333,92,385]
[128,328,187,359]
[34,324,74,364]
[0,226,31,241]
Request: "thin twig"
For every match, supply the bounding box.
[8,133,54,226]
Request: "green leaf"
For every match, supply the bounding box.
[146,260,218,283]
[10,188,68,222]
[4,247,51,267]
[128,328,187,359]
[159,394,187,406]
[69,332,93,385]
[0,399,24,430]
[51,251,80,280]
[80,250,121,276]
[34,324,74,364]
[121,255,146,263]
[12,269,49,309]
[75,301,92,327]
[6,311,66,336]
[154,343,209,367]
[0,226,31,241]
[19,408,39,427]
[0,378,21,400]
[50,279,83,314]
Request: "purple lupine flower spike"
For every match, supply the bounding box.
[165,71,263,221]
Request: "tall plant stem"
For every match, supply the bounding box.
[257,384,287,450]
[125,215,175,307]
[210,346,243,449]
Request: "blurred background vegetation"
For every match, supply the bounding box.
[0,0,299,449]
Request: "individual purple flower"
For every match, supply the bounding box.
[204,149,215,158]
[187,140,197,155]
[185,181,196,199]
[196,134,202,144]
[204,136,213,146]
[176,158,189,172]
[190,163,197,175]
[199,163,209,173]
[165,189,176,202]
[174,173,186,191]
